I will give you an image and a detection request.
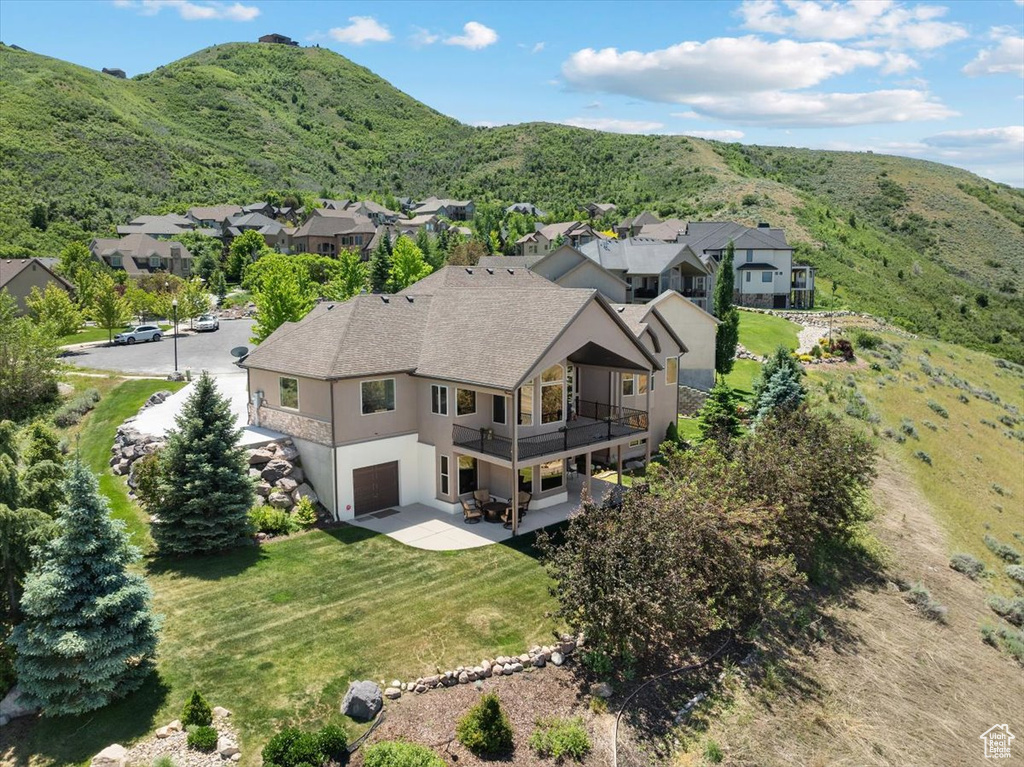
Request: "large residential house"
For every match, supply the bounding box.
[409,197,475,222]
[318,199,399,227]
[290,210,377,258]
[579,202,617,219]
[259,33,298,46]
[89,233,193,277]
[224,212,291,251]
[0,258,73,314]
[505,202,546,218]
[615,211,661,239]
[242,266,701,524]
[116,214,210,238]
[480,246,628,303]
[187,205,244,231]
[515,221,603,257]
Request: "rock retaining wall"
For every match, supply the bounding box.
[677,386,709,416]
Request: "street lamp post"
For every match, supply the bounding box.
[171,298,179,373]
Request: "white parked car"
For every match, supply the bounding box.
[113,325,162,345]
[195,314,220,332]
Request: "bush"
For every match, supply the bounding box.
[949,553,985,579]
[250,506,298,536]
[52,388,100,428]
[830,338,855,361]
[181,690,213,727]
[456,693,514,756]
[705,740,725,764]
[529,717,591,762]
[1006,564,1024,586]
[853,331,882,350]
[988,597,1024,627]
[899,419,918,439]
[186,726,218,752]
[363,740,445,767]
[293,496,318,529]
[0,641,15,696]
[151,756,176,767]
[927,400,949,418]
[262,726,341,767]
[133,450,162,509]
[984,535,1022,564]
[906,583,947,623]
[315,724,348,762]
[914,450,932,466]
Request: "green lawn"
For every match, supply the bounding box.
[60,324,171,346]
[737,311,800,357]
[11,528,559,766]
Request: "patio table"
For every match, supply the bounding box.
[482,501,506,523]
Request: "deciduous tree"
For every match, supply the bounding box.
[227,230,270,282]
[26,283,82,337]
[89,273,132,343]
[250,256,317,343]
[323,250,368,301]
[0,292,61,419]
[388,236,432,291]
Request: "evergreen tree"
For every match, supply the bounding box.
[151,372,254,556]
[753,345,806,422]
[23,421,62,465]
[387,236,432,291]
[696,382,741,449]
[415,227,443,271]
[713,242,740,377]
[10,459,158,714]
[369,235,392,293]
[210,269,228,304]
[0,504,52,619]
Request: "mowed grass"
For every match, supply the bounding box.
[13,527,559,766]
[807,334,1024,590]
[736,310,800,357]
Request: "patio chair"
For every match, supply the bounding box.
[460,497,483,523]
[472,488,493,511]
[502,491,532,528]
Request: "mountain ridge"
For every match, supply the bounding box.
[1,41,1022,360]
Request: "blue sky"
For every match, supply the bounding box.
[3,0,1023,185]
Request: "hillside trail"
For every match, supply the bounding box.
[707,455,1024,766]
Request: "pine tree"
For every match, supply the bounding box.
[369,235,392,293]
[713,242,740,377]
[752,345,805,403]
[151,372,254,556]
[10,459,158,714]
[753,345,806,422]
[210,269,228,304]
[696,382,741,449]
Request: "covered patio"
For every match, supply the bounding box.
[348,475,619,551]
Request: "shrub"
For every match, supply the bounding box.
[262,726,341,767]
[456,693,514,756]
[315,724,348,763]
[52,388,100,427]
[900,419,918,439]
[988,597,1024,627]
[250,507,298,536]
[133,450,163,509]
[853,331,882,350]
[830,338,855,361]
[810,343,822,359]
[364,740,445,767]
[914,450,932,465]
[181,690,213,727]
[704,740,725,764]
[151,756,176,767]
[0,641,15,697]
[186,726,218,752]
[1006,564,1024,586]
[949,553,985,579]
[906,583,947,622]
[927,400,949,418]
[529,716,591,762]
[293,496,318,529]
[984,535,1022,564]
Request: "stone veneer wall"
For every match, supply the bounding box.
[734,292,778,309]
[677,385,709,416]
[250,403,332,445]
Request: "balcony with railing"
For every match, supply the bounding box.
[452,399,648,463]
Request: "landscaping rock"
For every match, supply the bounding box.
[91,744,127,767]
[290,465,305,484]
[154,726,172,739]
[591,682,613,698]
[292,483,317,505]
[518,653,531,664]
[551,651,565,666]
[217,737,240,758]
[248,447,275,466]
[261,459,293,484]
[213,706,232,717]
[255,482,272,498]
[341,680,383,721]
[0,685,36,721]
[277,443,300,462]
[276,477,298,494]
[268,491,292,509]
[458,671,469,684]
[384,687,402,700]
[532,655,546,668]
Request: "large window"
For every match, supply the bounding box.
[637,374,648,395]
[439,455,450,496]
[666,357,678,385]
[518,379,534,425]
[458,456,477,495]
[492,394,506,424]
[280,377,299,410]
[519,466,533,492]
[762,271,773,283]
[540,460,564,492]
[457,388,476,416]
[540,364,564,424]
[361,378,396,415]
[621,374,635,397]
[431,384,448,416]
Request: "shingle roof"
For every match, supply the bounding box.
[188,205,243,222]
[578,238,711,276]
[506,202,546,217]
[292,211,375,238]
[680,221,791,252]
[398,264,555,294]
[89,234,192,274]
[0,258,73,291]
[476,255,544,269]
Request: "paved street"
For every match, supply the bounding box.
[61,319,255,376]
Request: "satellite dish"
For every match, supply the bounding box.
[230,346,249,359]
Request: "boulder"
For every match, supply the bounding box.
[290,465,305,484]
[252,495,266,507]
[268,491,292,509]
[218,738,241,758]
[248,447,275,466]
[384,687,402,700]
[213,706,232,718]
[340,680,383,721]
[155,726,172,739]
[277,443,300,462]
[168,719,183,731]
[0,686,36,721]
[551,651,565,666]
[391,679,402,689]
[518,653,531,664]
[458,671,469,684]
[255,482,272,498]
[90,744,127,767]
[248,468,262,479]
[590,682,613,699]
[510,662,524,673]
[532,655,546,668]
[276,477,298,494]
[292,483,318,505]
[261,459,293,484]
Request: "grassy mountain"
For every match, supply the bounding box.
[1,42,1022,360]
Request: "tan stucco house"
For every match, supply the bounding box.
[0,258,73,314]
[242,266,692,527]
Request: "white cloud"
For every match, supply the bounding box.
[671,111,704,119]
[532,42,545,54]
[684,129,746,140]
[410,27,439,46]
[328,16,392,44]
[584,101,602,109]
[560,117,665,133]
[685,89,956,126]
[963,29,1024,78]
[115,0,259,21]
[737,0,967,50]
[563,37,891,101]
[444,21,499,50]
[921,125,1024,154]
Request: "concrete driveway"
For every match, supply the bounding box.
[61,319,256,376]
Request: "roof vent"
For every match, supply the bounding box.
[507,268,515,275]
[381,296,390,304]
[327,304,334,311]
[486,268,494,275]
[617,306,625,313]
[758,222,770,228]
[465,267,473,274]
[405,295,414,303]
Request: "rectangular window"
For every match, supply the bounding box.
[361,378,396,415]
[280,377,299,410]
[746,249,753,262]
[629,438,647,447]
[458,455,477,495]
[540,364,564,424]
[431,384,448,416]
[519,466,533,492]
[637,374,648,395]
[540,460,564,492]
[745,271,751,283]
[492,394,506,424]
[518,380,534,425]
[439,455,450,496]
[666,357,678,385]
[149,256,162,268]
[621,373,634,397]
[110,256,123,267]
[457,388,476,416]
[762,272,773,283]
